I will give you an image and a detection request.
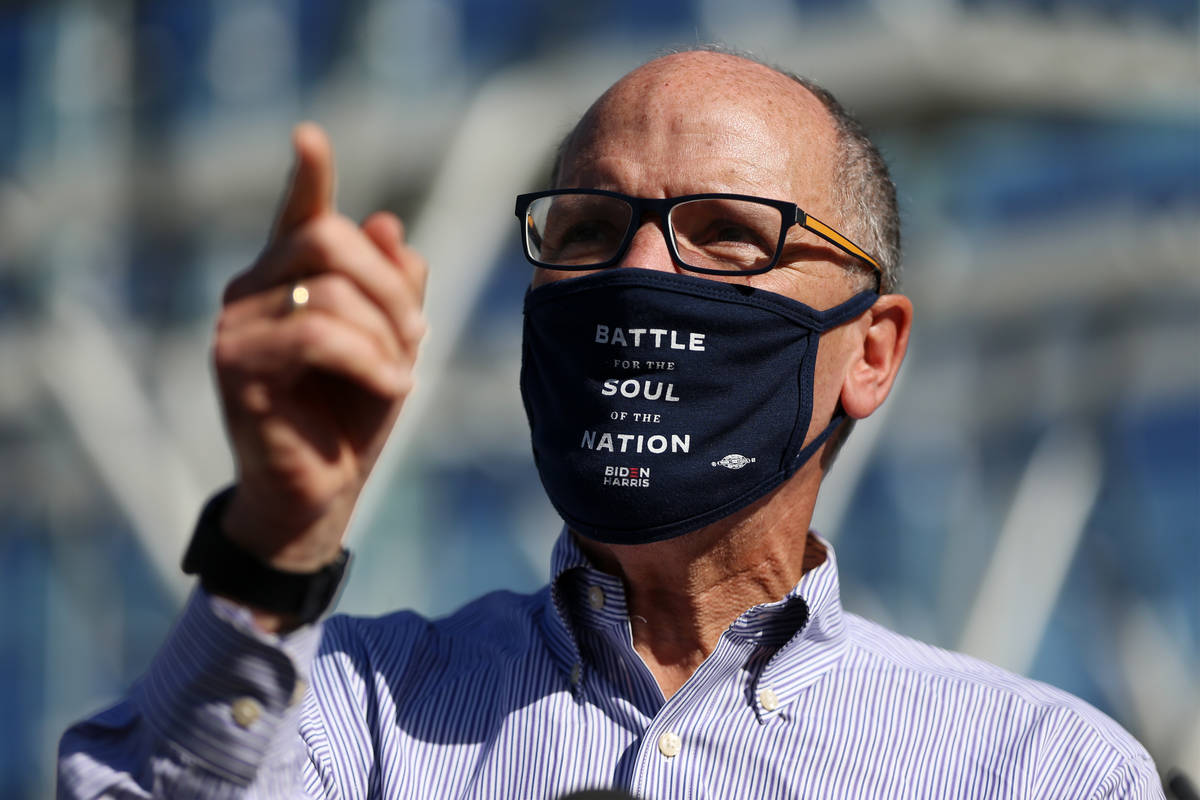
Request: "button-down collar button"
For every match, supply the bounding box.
[657,731,682,758]
[587,585,606,610]
[570,662,582,687]
[758,687,780,712]
[231,697,262,728]
[290,678,308,707]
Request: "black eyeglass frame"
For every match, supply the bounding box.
[514,188,882,281]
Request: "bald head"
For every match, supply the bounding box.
[555,50,900,293]
[567,52,840,187]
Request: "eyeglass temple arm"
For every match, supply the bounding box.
[798,212,882,275]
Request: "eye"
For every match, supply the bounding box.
[559,220,618,246]
[670,199,779,253]
[668,197,784,271]
[526,194,634,266]
[689,218,772,254]
[541,217,625,264]
[706,222,763,246]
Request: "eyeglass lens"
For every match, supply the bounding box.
[524,194,785,273]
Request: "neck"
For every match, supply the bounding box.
[576,469,825,699]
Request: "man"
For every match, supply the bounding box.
[59,50,1161,798]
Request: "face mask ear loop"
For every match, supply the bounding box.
[785,290,875,474]
[788,409,850,474]
[816,290,878,330]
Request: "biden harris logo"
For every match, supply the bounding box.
[603,465,651,488]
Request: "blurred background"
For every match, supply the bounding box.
[1,0,1197,796]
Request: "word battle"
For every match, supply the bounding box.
[595,325,705,351]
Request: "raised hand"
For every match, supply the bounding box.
[211,124,426,620]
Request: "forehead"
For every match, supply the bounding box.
[559,53,840,209]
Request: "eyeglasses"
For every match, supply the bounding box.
[514,189,881,279]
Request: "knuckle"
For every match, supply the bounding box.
[382,273,411,311]
[299,224,339,269]
[399,249,429,296]
[290,314,328,350]
[403,312,428,343]
[399,245,427,273]
[314,272,354,307]
[317,213,357,242]
[223,270,255,304]
[214,307,234,335]
[212,331,241,370]
[296,215,361,274]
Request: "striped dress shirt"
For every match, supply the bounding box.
[59,532,1162,798]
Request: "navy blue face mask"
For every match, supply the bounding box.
[520,268,877,545]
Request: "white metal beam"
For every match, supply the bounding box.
[957,424,1104,673]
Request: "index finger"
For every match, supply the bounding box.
[269,122,336,244]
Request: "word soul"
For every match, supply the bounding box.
[600,379,680,402]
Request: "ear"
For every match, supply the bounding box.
[839,294,913,419]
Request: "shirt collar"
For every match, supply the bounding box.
[540,528,848,710]
[538,528,593,693]
[752,533,849,716]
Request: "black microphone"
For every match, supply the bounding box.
[556,791,640,800]
[1168,769,1199,800]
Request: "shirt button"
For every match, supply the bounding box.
[290,678,308,707]
[570,662,582,686]
[657,731,682,758]
[587,585,606,610]
[231,697,261,728]
[758,687,780,712]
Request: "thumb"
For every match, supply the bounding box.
[269,122,336,244]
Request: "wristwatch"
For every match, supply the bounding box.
[182,487,350,625]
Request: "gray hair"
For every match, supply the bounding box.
[779,70,902,294]
[774,69,898,463]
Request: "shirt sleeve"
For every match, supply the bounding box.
[1092,759,1167,800]
[57,588,325,799]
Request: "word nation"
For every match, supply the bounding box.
[580,431,691,454]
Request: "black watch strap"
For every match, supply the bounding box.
[182,487,350,625]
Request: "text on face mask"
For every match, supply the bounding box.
[594,325,706,351]
[600,379,681,402]
[580,431,692,454]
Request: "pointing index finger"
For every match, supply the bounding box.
[270,122,336,244]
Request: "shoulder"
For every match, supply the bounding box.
[296,589,559,784]
[301,587,554,740]
[317,586,551,673]
[839,612,1159,791]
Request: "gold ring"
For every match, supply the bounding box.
[289,282,311,312]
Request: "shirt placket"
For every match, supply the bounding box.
[624,632,759,800]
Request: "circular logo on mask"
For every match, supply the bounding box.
[712,454,756,470]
